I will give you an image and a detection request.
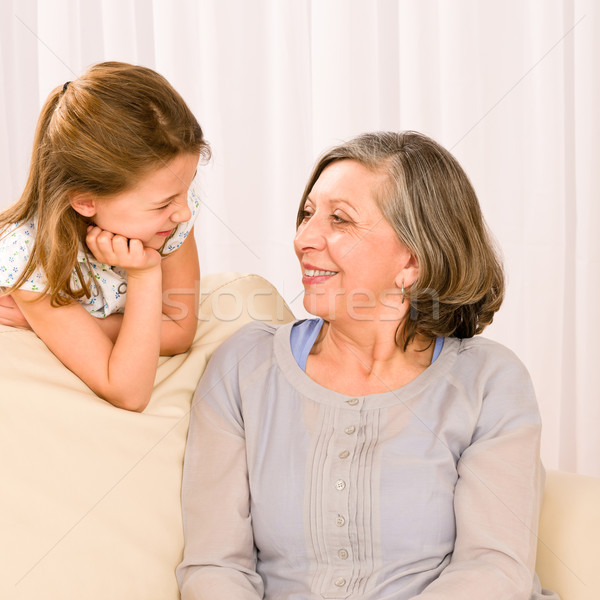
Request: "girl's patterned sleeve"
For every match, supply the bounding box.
[161,176,201,255]
[0,221,47,292]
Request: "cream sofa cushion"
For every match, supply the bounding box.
[0,272,293,600]
[536,469,600,600]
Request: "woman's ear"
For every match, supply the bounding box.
[69,192,97,218]
[394,251,419,290]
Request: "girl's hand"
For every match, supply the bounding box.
[86,226,161,274]
[0,293,32,329]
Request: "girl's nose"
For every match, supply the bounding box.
[171,199,192,223]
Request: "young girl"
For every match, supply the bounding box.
[0,62,210,412]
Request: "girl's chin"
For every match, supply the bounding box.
[145,239,167,251]
[151,230,176,247]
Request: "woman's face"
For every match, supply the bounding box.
[294,159,416,322]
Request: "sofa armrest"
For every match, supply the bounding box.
[536,469,600,600]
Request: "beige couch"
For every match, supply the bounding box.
[1,272,294,600]
[536,469,600,600]
[2,271,594,599]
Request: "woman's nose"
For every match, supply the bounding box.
[294,215,326,251]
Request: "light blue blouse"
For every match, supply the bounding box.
[290,317,444,370]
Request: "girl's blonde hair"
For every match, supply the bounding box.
[296,131,505,347]
[0,61,210,306]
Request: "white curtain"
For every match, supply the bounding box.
[1,0,598,476]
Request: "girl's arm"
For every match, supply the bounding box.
[157,229,200,355]
[80,231,200,355]
[11,230,163,412]
[4,231,201,356]
[0,293,31,328]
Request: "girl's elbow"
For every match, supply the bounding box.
[167,337,194,356]
[161,325,196,356]
[121,398,150,412]
[101,389,151,412]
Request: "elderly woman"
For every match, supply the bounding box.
[177,131,559,600]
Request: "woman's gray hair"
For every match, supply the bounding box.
[296,131,505,347]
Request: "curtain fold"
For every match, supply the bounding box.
[1,0,598,476]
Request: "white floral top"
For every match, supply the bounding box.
[0,180,201,318]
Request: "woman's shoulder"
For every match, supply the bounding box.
[456,335,528,370]
[452,335,536,403]
[198,321,292,396]
[212,320,289,360]
[451,337,542,439]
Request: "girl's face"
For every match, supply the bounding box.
[72,153,200,250]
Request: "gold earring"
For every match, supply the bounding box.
[401,280,405,304]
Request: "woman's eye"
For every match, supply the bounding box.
[331,213,347,224]
[301,210,313,221]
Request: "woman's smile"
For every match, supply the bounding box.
[302,263,338,284]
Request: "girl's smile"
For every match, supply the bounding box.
[70,153,200,250]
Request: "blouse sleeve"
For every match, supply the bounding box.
[161,176,201,255]
[412,348,545,600]
[0,220,47,292]
[176,343,264,600]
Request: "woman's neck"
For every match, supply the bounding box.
[306,319,435,396]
